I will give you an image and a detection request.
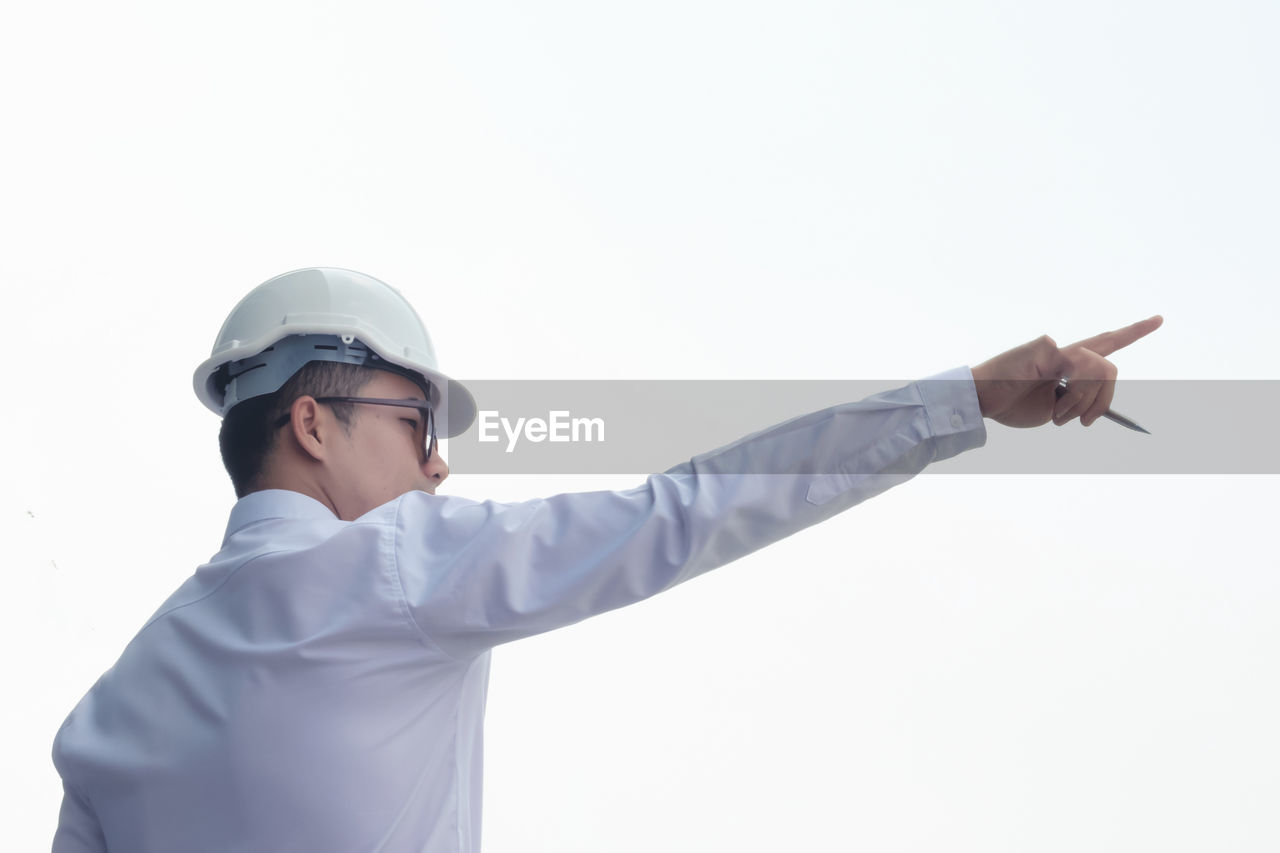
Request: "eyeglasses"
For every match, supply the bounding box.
[274,396,438,464]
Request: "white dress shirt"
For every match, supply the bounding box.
[52,367,986,852]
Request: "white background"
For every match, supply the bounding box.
[4,1,1277,849]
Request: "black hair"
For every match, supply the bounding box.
[218,361,376,498]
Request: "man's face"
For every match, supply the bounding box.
[325,370,451,519]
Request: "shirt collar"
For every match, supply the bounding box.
[223,489,339,545]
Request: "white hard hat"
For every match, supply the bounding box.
[193,267,477,437]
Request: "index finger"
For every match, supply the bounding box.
[1069,314,1164,358]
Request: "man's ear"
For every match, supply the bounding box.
[287,396,329,462]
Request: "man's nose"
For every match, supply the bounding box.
[423,447,450,486]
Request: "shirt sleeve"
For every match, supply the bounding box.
[392,367,986,659]
[52,783,107,853]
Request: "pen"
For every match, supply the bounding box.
[1056,378,1150,434]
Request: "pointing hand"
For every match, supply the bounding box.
[970,316,1164,428]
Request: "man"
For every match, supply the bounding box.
[51,267,1162,852]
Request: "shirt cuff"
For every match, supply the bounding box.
[915,366,987,461]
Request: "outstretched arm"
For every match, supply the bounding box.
[396,368,985,658]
